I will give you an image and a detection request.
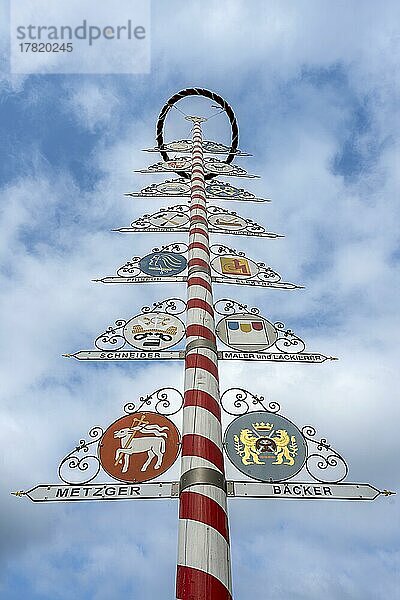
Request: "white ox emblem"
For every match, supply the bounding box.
[114,420,169,474]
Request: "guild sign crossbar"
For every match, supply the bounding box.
[14,482,392,503]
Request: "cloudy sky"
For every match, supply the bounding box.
[1,1,399,598]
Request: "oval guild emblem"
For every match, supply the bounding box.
[224,411,307,482]
[99,412,180,483]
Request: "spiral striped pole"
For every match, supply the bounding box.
[176,117,233,600]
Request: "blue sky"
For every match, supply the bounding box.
[1,1,399,599]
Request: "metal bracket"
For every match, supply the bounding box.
[186,339,218,354]
[180,467,227,494]
[171,482,180,497]
[188,265,210,276]
[226,481,235,497]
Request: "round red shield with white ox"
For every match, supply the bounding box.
[98,412,180,483]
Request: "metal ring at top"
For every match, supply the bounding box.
[156,88,239,180]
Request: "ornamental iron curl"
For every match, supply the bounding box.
[214,298,260,316]
[257,265,282,284]
[273,324,306,354]
[124,387,184,417]
[150,242,188,254]
[94,319,127,351]
[58,426,104,485]
[116,257,141,278]
[211,244,246,258]
[127,216,154,231]
[141,298,186,316]
[94,298,186,351]
[302,426,348,484]
[220,388,281,417]
[155,204,189,214]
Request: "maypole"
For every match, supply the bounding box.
[13,87,394,600]
[177,116,232,599]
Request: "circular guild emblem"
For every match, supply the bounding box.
[208,213,247,231]
[216,313,277,352]
[165,158,191,171]
[123,312,185,351]
[156,181,191,195]
[224,411,307,482]
[149,210,189,229]
[165,140,192,152]
[99,412,180,483]
[211,254,259,279]
[140,251,187,277]
[206,159,235,174]
[206,181,240,198]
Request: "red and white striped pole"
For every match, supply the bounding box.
[176,117,233,600]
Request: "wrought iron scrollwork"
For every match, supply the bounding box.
[257,264,282,283]
[301,426,348,483]
[214,298,260,316]
[127,215,153,230]
[116,257,142,278]
[94,319,127,351]
[142,298,186,315]
[210,244,246,258]
[150,242,188,254]
[220,388,281,417]
[156,204,189,213]
[58,426,104,485]
[273,322,306,354]
[124,387,184,417]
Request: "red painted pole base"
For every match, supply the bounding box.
[177,566,233,600]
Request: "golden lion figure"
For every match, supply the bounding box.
[234,428,298,467]
[234,429,265,465]
[271,430,297,466]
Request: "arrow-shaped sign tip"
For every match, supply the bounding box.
[381,489,396,496]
